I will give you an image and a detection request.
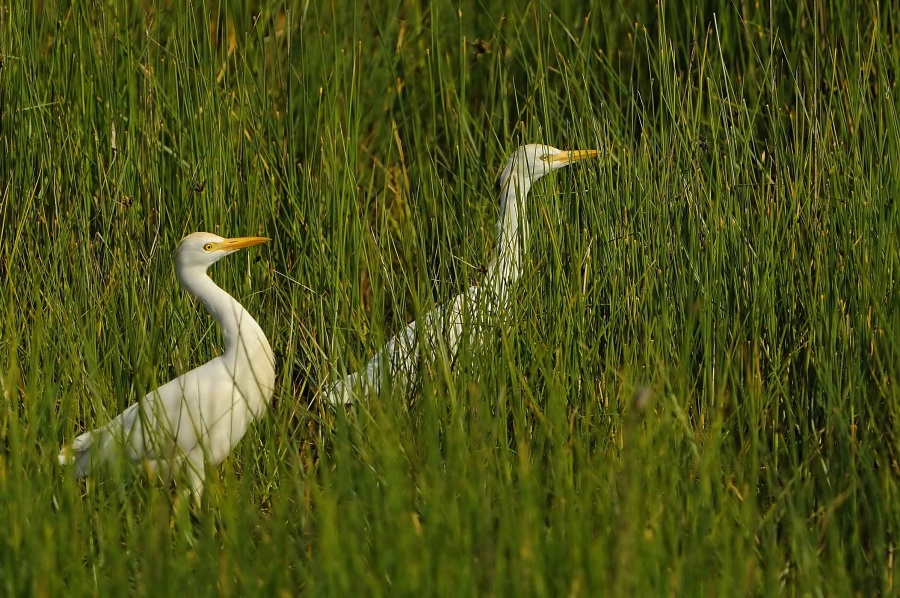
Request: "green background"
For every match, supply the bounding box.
[1,0,898,594]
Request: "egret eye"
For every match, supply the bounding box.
[539,154,550,161]
[203,243,214,251]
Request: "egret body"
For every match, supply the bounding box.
[58,233,275,505]
[323,144,597,404]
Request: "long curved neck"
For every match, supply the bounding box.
[177,266,265,359]
[486,172,533,301]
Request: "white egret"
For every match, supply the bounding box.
[323,144,597,405]
[58,232,275,505]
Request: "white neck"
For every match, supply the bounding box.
[486,172,533,302]
[177,265,269,360]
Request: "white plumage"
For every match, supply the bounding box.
[58,232,275,505]
[323,144,597,405]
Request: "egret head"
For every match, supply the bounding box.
[175,232,269,274]
[498,144,598,190]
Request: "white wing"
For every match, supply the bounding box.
[323,281,502,404]
[59,346,274,475]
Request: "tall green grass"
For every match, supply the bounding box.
[1,0,898,594]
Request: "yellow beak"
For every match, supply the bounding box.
[549,149,599,164]
[216,236,270,251]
